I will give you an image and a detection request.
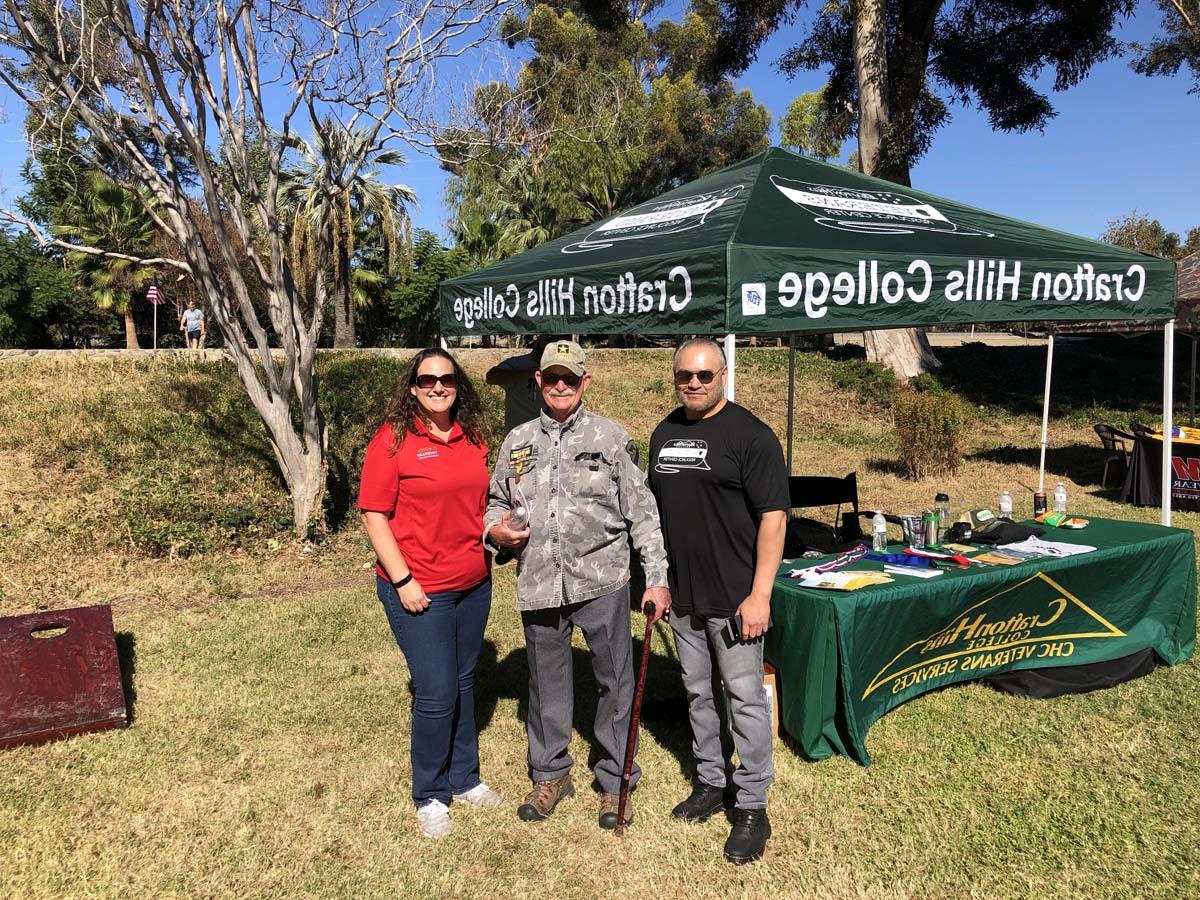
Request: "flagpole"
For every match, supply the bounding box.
[153,300,158,350]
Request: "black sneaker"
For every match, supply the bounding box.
[724,807,771,865]
[671,782,727,822]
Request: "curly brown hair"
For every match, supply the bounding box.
[381,348,489,453]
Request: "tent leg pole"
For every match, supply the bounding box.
[439,335,448,351]
[1190,334,1196,427]
[1037,335,1054,494]
[724,334,735,401]
[1163,320,1175,527]
[786,334,795,474]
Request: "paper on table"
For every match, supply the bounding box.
[799,571,894,591]
[973,551,1024,566]
[940,543,978,554]
[883,565,943,578]
[998,536,1096,558]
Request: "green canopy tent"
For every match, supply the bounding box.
[440,148,1179,522]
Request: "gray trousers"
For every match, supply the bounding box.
[669,612,774,809]
[521,586,639,795]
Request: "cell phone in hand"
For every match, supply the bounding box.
[724,613,774,644]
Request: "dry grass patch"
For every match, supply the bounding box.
[1,346,1198,897]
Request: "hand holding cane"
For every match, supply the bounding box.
[616,600,656,837]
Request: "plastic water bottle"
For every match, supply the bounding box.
[1053,482,1068,514]
[507,478,530,529]
[871,511,888,551]
[999,490,1013,518]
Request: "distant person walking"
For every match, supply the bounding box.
[358,348,500,838]
[486,334,550,434]
[179,299,205,349]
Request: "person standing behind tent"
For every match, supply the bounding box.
[486,334,550,434]
[648,337,788,865]
[179,299,205,349]
[358,348,501,839]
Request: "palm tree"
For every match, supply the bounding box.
[56,173,158,350]
[280,122,417,348]
[496,157,575,253]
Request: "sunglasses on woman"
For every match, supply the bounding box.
[415,373,458,389]
[673,368,723,386]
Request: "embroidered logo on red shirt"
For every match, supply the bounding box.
[417,447,439,461]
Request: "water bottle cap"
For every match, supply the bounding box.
[935,493,949,502]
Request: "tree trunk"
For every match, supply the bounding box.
[853,0,890,178]
[123,308,140,350]
[333,222,355,348]
[852,0,940,379]
[862,329,940,379]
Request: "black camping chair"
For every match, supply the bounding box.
[786,472,887,555]
[1093,424,1134,489]
[1130,422,1154,439]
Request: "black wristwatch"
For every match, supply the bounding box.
[392,573,413,591]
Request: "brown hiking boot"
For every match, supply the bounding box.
[516,775,575,822]
[598,793,632,830]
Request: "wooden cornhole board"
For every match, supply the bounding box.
[0,604,128,750]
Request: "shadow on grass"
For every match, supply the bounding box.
[934,336,1181,420]
[325,451,354,533]
[115,631,137,726]
[160,378,286,490]
[471,627,693,786]
[966,442,1112,489]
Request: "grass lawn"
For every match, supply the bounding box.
[1,342,1198,897]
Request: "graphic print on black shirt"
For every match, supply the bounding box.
[649,402,789,617]
[655,439,710,472]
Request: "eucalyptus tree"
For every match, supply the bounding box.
[279,122,417,348]
[443,1,770,260]
[0,0,511,534]
[1133,1,1200,95]
[706,0,1137,378]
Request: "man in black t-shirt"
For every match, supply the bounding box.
[648,337,788,865]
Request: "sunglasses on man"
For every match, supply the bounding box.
[673,367,724,386]
[541,371,583,388]
[415,373,458,389]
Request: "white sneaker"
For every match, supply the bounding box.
[417,799,453,838]
[452,782,503,807]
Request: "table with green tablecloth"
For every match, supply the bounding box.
[764,518,1197,765]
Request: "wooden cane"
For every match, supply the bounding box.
[616,601,656,837]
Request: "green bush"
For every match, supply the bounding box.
[893,389,968,479]
[911,372,946,394]
[831,359,899,408]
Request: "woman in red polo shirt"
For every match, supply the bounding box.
[359,348,497,838]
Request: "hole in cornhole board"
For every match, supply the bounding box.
[30,624,68,639]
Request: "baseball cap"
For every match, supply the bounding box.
[540,339,586,376]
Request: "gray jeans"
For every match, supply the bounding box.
[669,612,774,809]
[521,586,639,795]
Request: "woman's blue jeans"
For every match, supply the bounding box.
[376,576,492,808]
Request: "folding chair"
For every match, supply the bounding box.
[1092,424,1134,489]
[786,473,867,555]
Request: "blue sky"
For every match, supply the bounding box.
[0,5,1195,246]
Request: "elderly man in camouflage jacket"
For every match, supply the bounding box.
[486,339,670,830]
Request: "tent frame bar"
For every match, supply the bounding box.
[766,326,1175,525]
[1163,320,1175,526]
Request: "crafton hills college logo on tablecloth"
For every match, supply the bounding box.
[770,175,995,237]
[862,572,1125,700]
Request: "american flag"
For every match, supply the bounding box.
[145,281,162,305]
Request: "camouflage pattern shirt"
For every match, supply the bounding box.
[484,405,668,612]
